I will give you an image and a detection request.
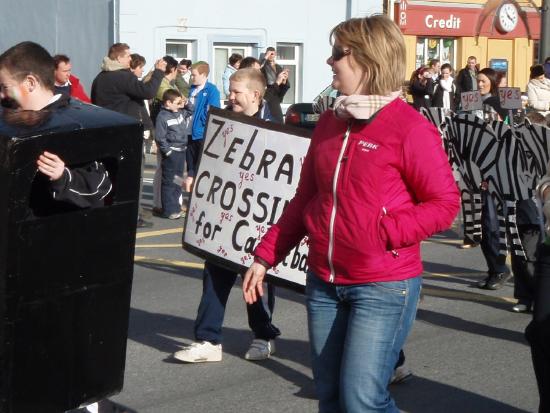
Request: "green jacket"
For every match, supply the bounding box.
[155,77,177,101]
[174,73,190,98]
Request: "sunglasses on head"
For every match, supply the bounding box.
[331,46,351,61]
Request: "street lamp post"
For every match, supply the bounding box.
[541,0,550,61]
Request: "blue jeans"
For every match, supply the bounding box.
[194,261,281,344]
[306,273,422,413]
[161,150,185,216]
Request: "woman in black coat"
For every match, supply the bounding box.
[409,66,434,110]
[431,63,456,112]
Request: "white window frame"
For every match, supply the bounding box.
[213,43,253,99]
[165,39,193,61]
[276,42,302,107]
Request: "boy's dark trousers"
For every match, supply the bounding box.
[525,243,550,413]
[161,150,185,216]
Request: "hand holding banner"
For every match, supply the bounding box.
[498,87,522,110]
[461,91,483,111]
[183,108,311,289]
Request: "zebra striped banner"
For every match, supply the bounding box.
[420,109,549,256]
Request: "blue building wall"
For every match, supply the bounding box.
[0,0,116,93]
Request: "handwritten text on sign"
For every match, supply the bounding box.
[461,91,483,111]
[183,109,311,287]
[498,87,522,110]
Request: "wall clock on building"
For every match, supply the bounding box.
[496,3,519,33]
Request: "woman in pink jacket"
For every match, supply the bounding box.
[243,15,459,413]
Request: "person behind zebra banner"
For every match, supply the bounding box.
[527,64,550,116]
[525,165,550,412]
[172,68,280,364]
[474,68,535,292]
[476,67,509,121]
[409,66,434,111]
[431,63,456,112]
[454,55,479,109]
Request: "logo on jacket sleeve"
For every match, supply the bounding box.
[358,140,379,152]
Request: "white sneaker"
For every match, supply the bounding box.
[244,339,275,361]
[512,303,530,313]
[173,341,222,363]
[84,403,98,413]
[390,365,413,384]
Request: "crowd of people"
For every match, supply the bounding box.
[1,13,550,413]
[409,55,550,127]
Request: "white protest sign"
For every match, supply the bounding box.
[498,87,522,110]
[183,108,311,289]
[461,91,483,111]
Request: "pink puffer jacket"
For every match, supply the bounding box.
[255,98,460,285]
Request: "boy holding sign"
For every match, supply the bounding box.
[173,68,279,363]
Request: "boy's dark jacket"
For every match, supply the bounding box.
[155,104,193,156]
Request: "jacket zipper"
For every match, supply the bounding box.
[327,121,353,283]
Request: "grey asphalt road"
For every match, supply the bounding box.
[110,155,539,413]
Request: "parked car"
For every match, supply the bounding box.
[284,102,318,129]
[284,85,338,129]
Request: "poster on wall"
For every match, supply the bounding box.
[182,108,312,290]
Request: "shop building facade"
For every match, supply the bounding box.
[391,0,542,89]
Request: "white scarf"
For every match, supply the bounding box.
[439,77,454,110]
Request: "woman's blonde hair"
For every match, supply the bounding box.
[330,15,406,95]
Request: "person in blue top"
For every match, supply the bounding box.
[185,61,221,192]
[221,53,242,98]
[173,67,279,364]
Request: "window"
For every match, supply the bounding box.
[213,43,253,99]
[276,43,302,105]
[415,38,456,70]
[166,39,192,61]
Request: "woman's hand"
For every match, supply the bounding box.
[242,262,268,304]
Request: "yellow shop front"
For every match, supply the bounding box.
[394,0,541,89]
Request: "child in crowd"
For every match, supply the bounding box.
[155,89,193,219]
[185,61,220,192]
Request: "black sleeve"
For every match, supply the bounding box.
[278,82,290,100]
[155,113,171,156]
[124,69,165,100]
[49,161,112,208]
[426,79,435,96]
[410,80,430,96]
